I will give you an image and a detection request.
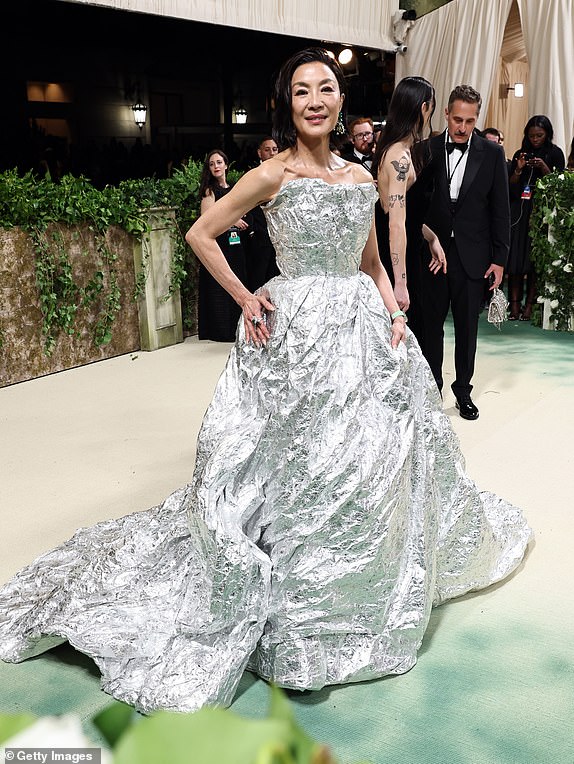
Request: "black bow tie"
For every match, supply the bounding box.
[446,142,468,155]
[360,155,372,165]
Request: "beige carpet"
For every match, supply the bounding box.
[1,318,573,763]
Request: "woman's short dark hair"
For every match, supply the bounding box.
[372,76,435,176]
[272,47,347,150]
[199,149,229,199]
[522,115,554,149]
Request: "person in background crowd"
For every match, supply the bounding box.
[341,117,375,170]
[567,137,574,171]
[257,136,279,163]
[482,127,502,144]
[244,137,280,291]
[196,149,250,341]
[507,116,565,320]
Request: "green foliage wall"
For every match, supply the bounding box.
[0,161,222,386]
[0,223,140,387]
[530,170,574,331]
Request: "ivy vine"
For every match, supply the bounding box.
[0,159,243,354]
[530,170,574,331]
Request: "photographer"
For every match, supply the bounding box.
[507,115,565,320]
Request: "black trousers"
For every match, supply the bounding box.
[420,240,485,398]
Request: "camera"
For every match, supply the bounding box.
[395,44,408,54]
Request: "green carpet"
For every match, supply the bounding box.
[1,318,573,763]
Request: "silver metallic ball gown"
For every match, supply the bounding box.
[0,178,532,713]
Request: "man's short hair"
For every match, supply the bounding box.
[448,85,482,113]
[483,127,501,141]
[258,135,275,148]
[348,117,374,137]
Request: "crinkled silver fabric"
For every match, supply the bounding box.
[0,178,532,713]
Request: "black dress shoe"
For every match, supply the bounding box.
[455,396,479,420]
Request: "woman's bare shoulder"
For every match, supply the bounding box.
[232,158,288,205]
[346,162,374,184]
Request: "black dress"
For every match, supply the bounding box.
[243,203,280,292]
[197,185,248,341]
[507,144,565,275]
[375,178,430,348]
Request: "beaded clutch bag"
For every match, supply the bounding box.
[487,287,509,330]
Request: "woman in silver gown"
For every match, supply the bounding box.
[0,49,532,714]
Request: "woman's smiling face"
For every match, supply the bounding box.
[290,61,343,141]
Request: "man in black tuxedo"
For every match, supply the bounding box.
[420,85,510,420]
[340,117,375,170]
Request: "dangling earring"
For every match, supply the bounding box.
[334,111,346,135]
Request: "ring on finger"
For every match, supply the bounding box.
[251,315,262,327]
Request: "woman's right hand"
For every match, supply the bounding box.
[516,154,528,173]
[234,218,249,231]
[241,292,275,346]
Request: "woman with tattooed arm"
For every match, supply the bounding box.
[372,76,446,329]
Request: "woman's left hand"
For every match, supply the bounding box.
[391,317,406,349]
[241,292,275,346]
[234,218,249,230]
[428,237,447,275]
[529,157,550,175]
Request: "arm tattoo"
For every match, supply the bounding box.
[390,156,411,182]
[391,252,400,265]
[388,194,405,209]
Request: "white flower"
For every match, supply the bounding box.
[564,263,573,273]
[558,173,565,180]
[4,715,112,763]
[537,296,545,303]
[550,299,560,308]
[552,259,562,266]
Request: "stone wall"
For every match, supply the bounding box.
[0,224,140,388]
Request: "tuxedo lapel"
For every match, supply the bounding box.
[431,133,450,204]
[455,138,484,208]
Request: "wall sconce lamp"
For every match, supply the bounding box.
[506,82,524,98]
[132,102,147,129]
[234,107,247,124]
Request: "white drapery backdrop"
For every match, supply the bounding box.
[516,0,574,156]
[484,0,529,157]
[395,0,513,135]
[60,0,399,50]
[395,0,574,156]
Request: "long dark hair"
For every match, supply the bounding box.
[521,115,554,151]
[272,47,348,150]
[372,76,435,176]
[199,149,229,199]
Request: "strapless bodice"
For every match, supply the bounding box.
[263,178,378,278]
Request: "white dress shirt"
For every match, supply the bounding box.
[446,132,472,202]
